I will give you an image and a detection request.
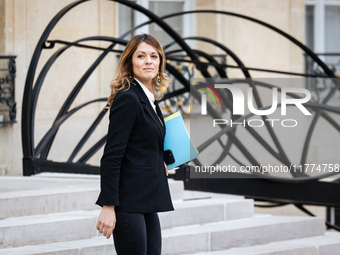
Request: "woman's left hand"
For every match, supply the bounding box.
[164,162,168,176]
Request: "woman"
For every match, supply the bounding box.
[95,34,174,255]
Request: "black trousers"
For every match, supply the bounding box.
[113,211,162,255]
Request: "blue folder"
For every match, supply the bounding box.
[164,112,199,169]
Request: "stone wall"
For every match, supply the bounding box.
[0,0,308,176]
[0,0,118,175]
[195,0,306,78]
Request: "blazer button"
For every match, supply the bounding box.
[159,151,163,155]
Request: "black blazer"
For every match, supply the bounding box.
[96,79,174,213]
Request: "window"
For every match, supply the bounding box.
[325,6,340,64]
[305,0,340,104]
[118,0,193,49]
[149,1,184,50]
[305,5,314,50]
[117,0,194,115]
[305,0,340,71]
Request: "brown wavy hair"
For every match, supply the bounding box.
[107,34,170,108]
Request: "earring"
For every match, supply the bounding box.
[129,73,133,82]
[157,72,161,84]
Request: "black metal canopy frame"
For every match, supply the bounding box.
[22,0,340,229]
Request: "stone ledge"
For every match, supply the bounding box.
[0,176,184,218]
[0,198,252,248]
[185,231,340,255]
[0,216,332,255]
[161,215,325,254]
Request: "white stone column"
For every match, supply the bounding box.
[314,0,325,57]
[134,0,149,35]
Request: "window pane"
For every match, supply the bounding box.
[306,5,314,50]
[149,1,184,50]
[118,1,135,49]
[325,6,340,69]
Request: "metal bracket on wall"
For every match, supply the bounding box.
[0,56,16,125]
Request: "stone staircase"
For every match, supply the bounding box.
[0,174,339,255]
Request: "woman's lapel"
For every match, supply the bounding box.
[130,79,165,138]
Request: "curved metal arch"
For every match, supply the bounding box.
[77,135,107,164]
[22,0,88,161]
[35,46,220,164]
[118,1,337,165]
[206,78,340,175]
[18,1,340,232]
[68,107,108,163]
[39,38,129,159]
[214,105,340,181]
[186,49,226,78]
[125,9,339,174]
[71,52,224,164]
[20,0,339,191]
[163,65,339,181]
[165,39,290,166]
[34,98,106,156]
[19,1,340,226]
[165,54,326,78]
[244,79,340,133]
[31,37,124,155]
[164,49,241,166]
[36,38,216,160]
[195,96,340,182]
[22,0,209,166]
[300,81,340,169]
[67,62,195,165]
[164,36,252,78]
[123,9,334,77]
[168,36,293,167]
[165,48,290,166]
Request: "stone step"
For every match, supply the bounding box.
[0,184,100,219]
[181,190,248,201]
[161,198,253,229]
[0,216,331,255]
[161,214,325,254]
[0,198,251,248]
[0,210,99,249]
[0,176,184,218]
[184,231,340,255]
[168,178,184,200]
[0,236,115,255]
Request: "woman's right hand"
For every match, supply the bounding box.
[96,205,116,239]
